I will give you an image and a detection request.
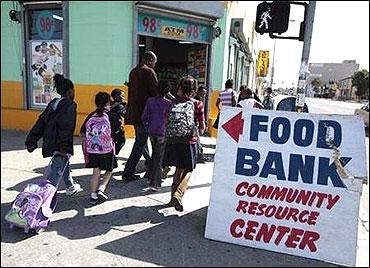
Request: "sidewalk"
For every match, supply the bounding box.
[1,129,368,267]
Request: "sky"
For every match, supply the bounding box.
[256,1,369,88]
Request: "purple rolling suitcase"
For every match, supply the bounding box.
[5,157,68,233]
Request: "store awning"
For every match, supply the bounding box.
[137,1,225,19]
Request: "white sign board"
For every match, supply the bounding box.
[205,108,367,266]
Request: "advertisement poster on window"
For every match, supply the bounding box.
[30,40,63,106]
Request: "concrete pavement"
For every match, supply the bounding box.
[1,129,368,267]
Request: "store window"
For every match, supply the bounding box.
[26,5,63,108]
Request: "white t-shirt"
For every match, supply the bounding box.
[238,98,264,109]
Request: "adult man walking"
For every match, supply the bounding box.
[122,51,159,182]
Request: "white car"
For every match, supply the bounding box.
[355,101,369,135]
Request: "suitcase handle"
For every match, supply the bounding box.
[44,153,71,188]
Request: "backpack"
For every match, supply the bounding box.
[262,96,274,110]
[166,100,197,143]
[85,112,114,154]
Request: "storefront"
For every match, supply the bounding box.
[1,1,227,137]
[227,19,253,94]
[134,2,225,119]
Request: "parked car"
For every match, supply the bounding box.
[355,101,369,136]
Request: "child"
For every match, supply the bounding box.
[141,80,172,192]
[262,87,275,110]
[25,74,82,195]
[213,79,237,129]
[80,92,117,205]
[162,76,206,211]
[238,86,264,109]
[194,85,208,163]
[110,88,127,155]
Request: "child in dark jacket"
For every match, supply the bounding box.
[110,88,127,155]
[25,74,82,196]
[141,80,172,191]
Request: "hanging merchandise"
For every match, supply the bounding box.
[187,47,207,84]
[156,63,188,89]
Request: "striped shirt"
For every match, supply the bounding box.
[219,88,236,107]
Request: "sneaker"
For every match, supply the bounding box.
[150,186,159,192]
[66,183,83,196]
[89,196,98,205]
[97,190,108,202]
[171,197,184,212]
[142,186,158,193]
[142,187,152,193]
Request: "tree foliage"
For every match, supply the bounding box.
[310,77,322,89]
[352,70,369,99]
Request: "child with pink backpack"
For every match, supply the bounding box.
[80,92,117,205]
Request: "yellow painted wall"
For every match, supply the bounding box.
[1,81,221,138]
[208,90,220,138]
[1,81,134,137]
[1,81,23,109]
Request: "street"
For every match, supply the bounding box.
[1,96,369,267]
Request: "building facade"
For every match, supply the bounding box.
[2,1,233,137]
[308,60,360,88]
[226,1,259,93]
[337,77,357,100]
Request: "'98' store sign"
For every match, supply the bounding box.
[138,12,211,44]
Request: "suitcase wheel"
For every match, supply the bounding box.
[35,228,45,234]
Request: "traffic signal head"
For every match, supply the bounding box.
[255,1,291,35]
[255,2,272,34]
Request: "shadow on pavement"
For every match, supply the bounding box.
[50,204,179,240]
[4,174,90,195]
[95,206,336,267]
[1,129,84,153]
[1,129,28,152]
[1,202,40,243]
[32,163,87,174]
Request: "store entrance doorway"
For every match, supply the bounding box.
[138,35,209,112]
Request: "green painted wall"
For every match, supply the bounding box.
[210,8,228,91]
[1,1,23,82]
[69,1,133,85]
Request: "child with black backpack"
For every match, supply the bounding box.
[80,92,117,205]
[25,74,82,195]
[110,88,127,155]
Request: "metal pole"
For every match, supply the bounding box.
[296,1,316,112]
[270,39,276,88]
